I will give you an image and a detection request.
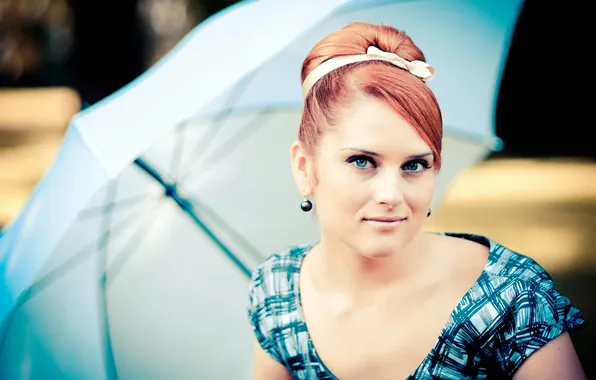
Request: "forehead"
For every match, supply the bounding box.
[320,97,431,154]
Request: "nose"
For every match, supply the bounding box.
[372,169,405,208]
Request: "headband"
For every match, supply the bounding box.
[301,46,435,99]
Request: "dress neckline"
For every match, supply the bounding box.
[292,232,497,379]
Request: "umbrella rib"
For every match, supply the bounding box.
[181,106,274,185]
[187,195,263,264]
[78,193,160,220]
[0,204,152,356]
[181,202,253,278]
[182,105,292,122]
[179,71,257,181]
[103,202,163,287]
[98,181,120,380]
[133,158,252,278]
[178,114,225,178]
[170,120,188,178]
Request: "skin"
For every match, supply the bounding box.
[253,96,586,379]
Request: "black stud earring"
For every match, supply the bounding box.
[300,197,313,212]
[427,209,432,217]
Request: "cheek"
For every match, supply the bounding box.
[403,174,435,210]
[314,163,368,213]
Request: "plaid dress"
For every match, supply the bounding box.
[247,233,586,379]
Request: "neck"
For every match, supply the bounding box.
[309,232,427,297]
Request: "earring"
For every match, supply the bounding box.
[427,209,432,217]
[300,197,313,212]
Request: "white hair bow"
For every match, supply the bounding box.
[365,46,434,82]
[302,45,435,99]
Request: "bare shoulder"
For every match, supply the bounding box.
[253,339,293,380]
[424,232,490,276]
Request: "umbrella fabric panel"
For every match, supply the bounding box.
[106,201,253,379]
[140,105,320,267]
[0,163,255,379]
[72,0,351,180]
[0,129,114,320]
[0,184,115,379]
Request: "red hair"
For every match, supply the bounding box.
[299,22,443,169]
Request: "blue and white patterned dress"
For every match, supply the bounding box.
[247,233,586,379]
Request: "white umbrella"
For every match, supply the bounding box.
[0,0,524,379]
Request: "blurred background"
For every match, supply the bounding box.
[0,0,593,377]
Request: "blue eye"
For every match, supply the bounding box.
[404,162,421,171]
[402,159,431,173]
[354,158,368,168]
[347,155,376,169]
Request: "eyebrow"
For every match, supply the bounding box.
[341,148,434,160]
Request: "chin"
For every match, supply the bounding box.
[351,225,420,258]
[354,238,403,259]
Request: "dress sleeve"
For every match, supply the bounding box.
[247,265,284,364]
[502,279,586,377]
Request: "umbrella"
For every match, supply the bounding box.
[0,0,524,378]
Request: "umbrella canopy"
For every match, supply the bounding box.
[0,0,523,379]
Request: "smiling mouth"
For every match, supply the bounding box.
[363,217,408,223]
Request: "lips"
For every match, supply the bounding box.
[363,216,407,223]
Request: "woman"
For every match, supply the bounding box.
[247,22,586,379]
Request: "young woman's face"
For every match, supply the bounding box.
[292,97,437,258]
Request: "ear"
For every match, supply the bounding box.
[290,140,315,197]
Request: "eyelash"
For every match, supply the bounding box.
[346,155,432,174]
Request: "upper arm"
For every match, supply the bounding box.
[253,338,292,380]
[502,277,586,378]
[512,332,586,380]
[248,264,292,380]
